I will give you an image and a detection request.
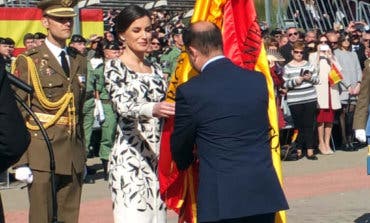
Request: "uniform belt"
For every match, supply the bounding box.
[33,112,69,126]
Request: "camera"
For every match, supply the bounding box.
[319,44,330,51]
[354,23,365,32]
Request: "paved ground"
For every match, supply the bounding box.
[2,146,370,223]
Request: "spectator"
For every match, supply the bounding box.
[283,41,319,159]
[280,27,305,64]
[309,34,342,154]
[335,33,362,151]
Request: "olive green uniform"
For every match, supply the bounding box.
[160,46,181,80]
[13,43,86,223]
[83,59,117,160]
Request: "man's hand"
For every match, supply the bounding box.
[355,129,367,143]
[15,166,33,184]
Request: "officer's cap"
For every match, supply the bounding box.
[38,0,77,18]
[71,34,86,43]
[104,41,121,50]
[34,32,47,39]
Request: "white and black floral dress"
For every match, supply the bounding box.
[104,59,167,223]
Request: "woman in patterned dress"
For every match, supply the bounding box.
[104,5,175,223]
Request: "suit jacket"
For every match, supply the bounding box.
[0,57,30,173]
[171,58,289,222]
[353,59,370,130]
[13,43,86,175]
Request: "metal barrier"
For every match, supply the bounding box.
[277,0,366,33]
[359,1,370,24]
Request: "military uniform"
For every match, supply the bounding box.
[83,59,117,158]
[12,0,86,222]
[353,59,370,130]
[160,46,181,80]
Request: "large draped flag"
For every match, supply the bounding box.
[0,8,103,56]
[158,0,287,223]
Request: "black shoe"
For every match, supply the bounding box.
[343,143,357,152]
[306,154,318,160]
[86,167,97,175]
[84,175,95,184]
[104,174,108,181]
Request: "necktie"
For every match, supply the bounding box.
[60,50,69,77]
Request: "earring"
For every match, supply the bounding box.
[119,35,125,42]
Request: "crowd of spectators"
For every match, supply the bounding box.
[263,20,370,159]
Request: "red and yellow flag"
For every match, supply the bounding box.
[0,7,103,56]
[328,63,343,86]
[158,1,287,223]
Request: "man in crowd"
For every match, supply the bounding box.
[33,32,46,47]
[12,0,86,222]
[0,38,11,73]
[171,21,289,223]
[69,34,87,55]
[279,27,302,64]
[23,33,36,51]
[160,27,184,80]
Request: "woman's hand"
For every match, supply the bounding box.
[352,83,361,95]
[153,101,175,118]
[295,76,304,85]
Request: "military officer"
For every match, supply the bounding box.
[83,41,119,181]
[12,0,86,222]
[160,27,184,81]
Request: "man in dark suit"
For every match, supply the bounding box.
[12,0,86,222]
[0,56,30,223]
[171,21,289,223]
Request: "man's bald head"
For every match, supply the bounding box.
[183,21,223,56]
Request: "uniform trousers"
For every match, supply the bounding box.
[28,169,83,223]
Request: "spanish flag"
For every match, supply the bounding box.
[0,7,103,56]
[158,1,287,223]
[328,63,343,86]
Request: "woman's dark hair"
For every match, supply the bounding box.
[114,5,151,34]
[338,33,352,51]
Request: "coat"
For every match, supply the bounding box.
[309,52,341,110]
[13,43,86,175]
[353,59,370,130]
[171,58,289,222]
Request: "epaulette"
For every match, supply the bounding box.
[23,48,38,56]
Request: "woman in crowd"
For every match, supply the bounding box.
[104,5,175,223]
[283,41,319,160]
[309,34,342,155]
[334,33,362,151]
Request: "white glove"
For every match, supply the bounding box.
[94,99,105,123]
[355,129,367,143]
[15,167,33,184]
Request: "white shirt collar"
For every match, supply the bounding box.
[201,55,225,72]
[45,38,69,66]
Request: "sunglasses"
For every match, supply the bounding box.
[293,50,303,54]
[364,39,370,42]
[288,32,298,37]
[151,42,160,45]
[329,41,338,44]
[320,40,328,44]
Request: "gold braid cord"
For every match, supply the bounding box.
[16,55,76,133]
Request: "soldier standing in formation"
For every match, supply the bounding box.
[160,27,184,81]
[83,40,119,181]
[12,0,86,222]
